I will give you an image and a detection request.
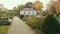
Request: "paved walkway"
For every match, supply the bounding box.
[7,16,35,34]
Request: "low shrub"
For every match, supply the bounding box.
[26,16,46,34]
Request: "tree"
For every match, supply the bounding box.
[33,0,43,11]
[50,6,56,14]
[55,0,60,15]
[18,4,25,10]
[42,14,60,34]
[25,2,33,8]
[13,7,19,12]
[0,4,3,10]
[47,0,56,14]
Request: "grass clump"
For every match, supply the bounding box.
[0,26,9,34]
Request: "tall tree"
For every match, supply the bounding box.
[13,7,19,12]
[33,0,43,11]
[25,2,33,8]
[42,14,60,34]
[18,4,25,10]
[55,0,60,15]
[47,0,56,14]
[0,4,5,11]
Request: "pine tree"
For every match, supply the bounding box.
[42,14,60,34]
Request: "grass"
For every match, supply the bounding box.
[0,25,9,34]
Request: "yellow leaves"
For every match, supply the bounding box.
[56,0,60,14]
[33,0,43,11]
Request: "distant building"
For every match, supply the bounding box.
[20,8,36,16]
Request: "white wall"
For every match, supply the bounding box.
[20,9,36,16]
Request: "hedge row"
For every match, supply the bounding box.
[26,14,60,34]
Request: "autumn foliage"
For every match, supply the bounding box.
[56,0,60,14]
[33,0,43,11]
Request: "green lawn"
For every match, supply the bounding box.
[0,25,9,34]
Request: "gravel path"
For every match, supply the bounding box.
[7,16,35,34]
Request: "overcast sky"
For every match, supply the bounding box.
[0,0,50,10]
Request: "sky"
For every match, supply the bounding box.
[0,0,50,10]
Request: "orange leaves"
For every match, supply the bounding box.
[56,0,60,14]
[33,0,43,11]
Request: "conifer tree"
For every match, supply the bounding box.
[42,14,60,34]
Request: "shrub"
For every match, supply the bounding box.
[26,16,45,34]
[27,16,38,29]
[42,14,60,34]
